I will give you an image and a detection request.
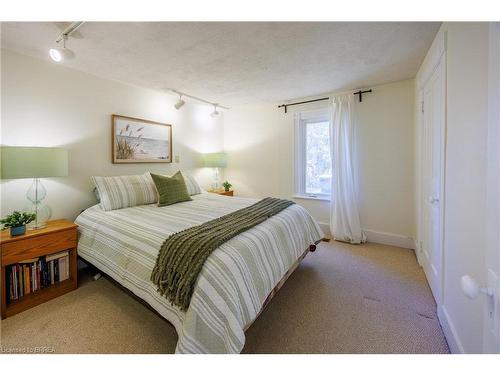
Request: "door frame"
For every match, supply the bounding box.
[484,21,500,353]
[415,31,447,306]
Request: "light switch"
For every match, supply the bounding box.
[175,155,180,163]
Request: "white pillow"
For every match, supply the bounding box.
[182,172,202,195]
[91,173,157,211]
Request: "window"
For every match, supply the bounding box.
[294,109,332,199]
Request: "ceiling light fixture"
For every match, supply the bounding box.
[49,22,85,63]
[211,105,220,118]
[174,94,185,110]
[168,89,229,116]
[49,36,75,62]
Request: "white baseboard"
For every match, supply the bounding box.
[363,229,415,249]
[318,224,414,250]
[318,222,330,237]
[414,239,424,266]
[437,304,464,353]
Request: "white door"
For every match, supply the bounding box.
[420,54,446,304]
[483,21,500,353]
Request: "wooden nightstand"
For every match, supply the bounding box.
[208,189,234,196]
[1,219,78,319]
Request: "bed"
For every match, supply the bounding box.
[75,192,323,353]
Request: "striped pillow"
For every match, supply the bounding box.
[91,173,157,211]
[182,172,202,195]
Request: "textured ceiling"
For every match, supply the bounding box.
[1,22,440,106]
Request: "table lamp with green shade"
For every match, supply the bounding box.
[1,146,68,229]
[201,152,227,190]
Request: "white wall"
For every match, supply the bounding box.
[0,49,224,220]
[355,80,415,242]
[224,79,415,244]
[415,23,490,353]
[441,22,489,354]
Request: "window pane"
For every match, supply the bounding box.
[305,121,331,195]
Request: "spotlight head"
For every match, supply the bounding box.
[211,105,220,118]
[174,99,185,110]
[49,47,75,62]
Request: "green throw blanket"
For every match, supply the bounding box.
[151,197,295,310]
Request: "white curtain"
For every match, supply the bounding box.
[330,94,366,244]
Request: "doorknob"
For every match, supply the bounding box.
[461,275,493,299]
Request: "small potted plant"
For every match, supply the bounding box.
[222,181,232,192]
[1,211,37,237]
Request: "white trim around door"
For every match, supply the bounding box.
[415,31,447,307]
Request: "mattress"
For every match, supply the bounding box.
[75,193,323,353]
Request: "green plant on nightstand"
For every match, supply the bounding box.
[0,211,37,237]
[222,181,232,192]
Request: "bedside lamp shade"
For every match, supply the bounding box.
[201,152,227,168]
[1,146,68,230]
[1,146,68,179]
[201,152,226,191]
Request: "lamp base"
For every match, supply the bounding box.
[25,203,52,229]
[213,167,221,190]
[25,178,52,229]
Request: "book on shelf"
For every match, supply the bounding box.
[45,251,68,262]
[5,251,71,303]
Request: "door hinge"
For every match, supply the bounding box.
[421,101,424,113]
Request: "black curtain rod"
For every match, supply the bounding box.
[278,89,372,113]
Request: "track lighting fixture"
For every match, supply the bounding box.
[49,22,84,63]
[168,89,229,117]
[211,105,220,118]
[49,36,75,62]
[174,94,185,110]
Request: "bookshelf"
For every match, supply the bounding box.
[1,219,78,319]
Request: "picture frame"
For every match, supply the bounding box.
[112,114,172,164]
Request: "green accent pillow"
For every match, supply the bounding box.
[150,171,192,207]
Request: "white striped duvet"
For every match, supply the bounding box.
[75,193,323,353]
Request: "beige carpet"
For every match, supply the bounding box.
[0,241,449,354]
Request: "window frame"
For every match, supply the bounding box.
[293,108,331,201]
